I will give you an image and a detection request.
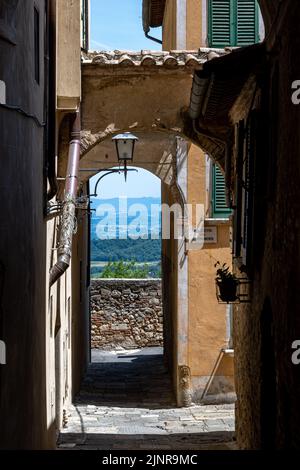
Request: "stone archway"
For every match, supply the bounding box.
[79,128,190,406]
[80,50,228,168]
[78,49,231,407]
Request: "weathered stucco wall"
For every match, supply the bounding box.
[91,280,163,350]
[160,0,234,407]
[46,1,88,446]
[162,0,177,50]
[162,0,203,50]
[186,0,203,49]
[71,201,90,399]
[161,182,179,402]
[56,0,81,110]
[0,0,49,449]
[187,145,234,404]
[0,0,88,449]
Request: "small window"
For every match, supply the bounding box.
[240,114,255,267]
[81,0,89,52]
[233,115,255,270]
[233,121,244,257]
[208,0,259,48]
[34,7,40,83]
[211,164,232,218]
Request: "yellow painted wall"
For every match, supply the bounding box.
[56,0,81,110]
[162,0,235,402]
[188,230,231,377]
[162,0,177,50]
[162,0,204,50]
[186,140,234,400]
[186,0,202,49]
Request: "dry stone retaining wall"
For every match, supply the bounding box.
[90,279,163,350]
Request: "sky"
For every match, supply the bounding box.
[89,1,162,199]
[90,167,161,199]
[90,0,162,52]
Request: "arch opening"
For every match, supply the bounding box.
[87,165,180,408]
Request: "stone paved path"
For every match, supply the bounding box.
[58,348,236,450]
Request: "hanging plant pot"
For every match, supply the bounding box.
[215,261,239,303]
[216,278,238,303]
[215,262,252,304]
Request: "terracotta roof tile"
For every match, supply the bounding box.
[82,49,228,69]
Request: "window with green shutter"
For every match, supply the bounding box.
[81,0,89,51]
[212,164,232,218]
[208,0,259,48]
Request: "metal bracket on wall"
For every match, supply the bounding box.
[216,277,252,304]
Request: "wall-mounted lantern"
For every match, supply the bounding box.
[112,132,138,181]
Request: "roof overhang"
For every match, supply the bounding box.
[81,49,225,67]
[186,43,266,169]
[142,0,166,33]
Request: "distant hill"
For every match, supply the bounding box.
[90,196,161,214]
[90,197,162,264]
[91,238,161,263]
[90,196,161,240]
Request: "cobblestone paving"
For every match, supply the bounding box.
[58,349,236,450]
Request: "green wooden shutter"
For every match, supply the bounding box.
[236,0,259,46]
[208,0,259,47]
[208,0,233,48]
[212,164,232,218]
[81,0,89,51]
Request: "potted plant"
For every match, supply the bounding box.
[215,262,238,303]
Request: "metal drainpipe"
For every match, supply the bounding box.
[142,0,163,45]
[49,111,81,287]
[145,30,162,45]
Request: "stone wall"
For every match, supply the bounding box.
[90,279,163,350]
[234,2,300,449]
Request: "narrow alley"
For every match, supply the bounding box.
[2,0,300,456]
[58,348,235,450]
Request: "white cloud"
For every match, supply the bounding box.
[90,39,113,51]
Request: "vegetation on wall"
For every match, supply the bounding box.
[101,260,149,279]
[91,260,161,279]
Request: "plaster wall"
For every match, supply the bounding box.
[48,232,74,437]
[0,0,89,449]
[162,5,234,404]
[44,0,87,444]
[46,174,89,439]
[162,0,203,50]
[162,0,177,50]
[71,202,90,398]
[0,0,49,449]
[161,182,179,401]
[186,0,203,49]
[56,0,81,110]
[187,145,234,403]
